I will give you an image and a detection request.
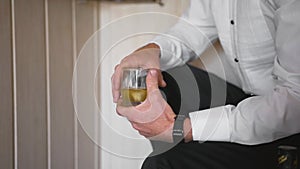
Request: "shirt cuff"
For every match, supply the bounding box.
[189,105,232,142]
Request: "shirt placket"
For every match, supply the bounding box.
[229,0,252,93]
[229,0,238,63]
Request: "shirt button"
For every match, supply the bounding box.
[272,75,278,80]
[230,20,235,25]
[234,58,239,62]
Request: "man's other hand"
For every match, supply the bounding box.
[116,69,176,143]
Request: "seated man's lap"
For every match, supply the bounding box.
[143,65,300,169]
[143,134,300,169]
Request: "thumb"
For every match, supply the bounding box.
[146,69,159,92]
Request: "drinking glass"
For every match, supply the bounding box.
[121,68,148,106]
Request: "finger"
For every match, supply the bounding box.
[114,64,120,71]
[131,122,140,130]
[111,66,122,103]
[116,99,127,117]
[116,105,132,118]
[139,131,151,138]
[157,70,167,87]
[146,69,159,93]
[112,89,120,103]
[116,86,167,124]
[116,102,140,121]
[115,99,124,116]
[131,122,152,133]
[111,74,120,103]
[134,90,167,124]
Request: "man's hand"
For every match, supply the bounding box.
[111,43,166,103]
[116,69,176,143]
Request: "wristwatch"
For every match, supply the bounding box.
[172,114,186,143]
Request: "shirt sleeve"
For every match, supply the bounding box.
[151,0,218,70]
[189,0,300,145]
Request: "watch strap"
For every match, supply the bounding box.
[172,114,186,143]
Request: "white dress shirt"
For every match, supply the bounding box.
[153,0,300,145]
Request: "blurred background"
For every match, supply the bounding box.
[0,0,225,169]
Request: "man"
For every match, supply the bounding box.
[111,0,300,168]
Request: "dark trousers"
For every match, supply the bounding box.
[142,65,300,169]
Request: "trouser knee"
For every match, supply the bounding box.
[141,155,169,169]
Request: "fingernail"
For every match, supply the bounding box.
[150,70,157,76]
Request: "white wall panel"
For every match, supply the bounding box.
[75,2,100,169]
